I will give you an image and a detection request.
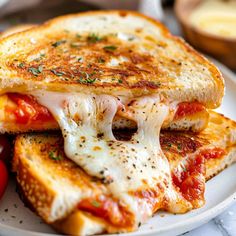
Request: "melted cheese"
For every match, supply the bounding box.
[33,91,192,226]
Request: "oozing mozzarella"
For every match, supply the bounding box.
[33,91,192,226]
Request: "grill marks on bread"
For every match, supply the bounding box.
[9,32,166,89]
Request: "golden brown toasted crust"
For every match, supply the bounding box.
[13,145,56,222]
[0,24,36,38]
[1,122,58,134]
[205,146,236,180]
[0,10,224,108]
[161,111,236,172]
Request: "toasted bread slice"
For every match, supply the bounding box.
[0,10,224,108]
[162,111,236,180]
[12,111,236,235]
[0,24,36,38]
[13,132,133,234]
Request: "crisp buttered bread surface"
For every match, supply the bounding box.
[0,11,224,108]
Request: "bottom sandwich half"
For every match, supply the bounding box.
[12,111,236,235]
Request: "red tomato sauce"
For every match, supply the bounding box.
[175,102,205,119]
[0,160,8,200]
[7,93,54,124]
[78,195,134,228]
[172,155,205,203]
[198,148,225,160]
[172,148,225,203]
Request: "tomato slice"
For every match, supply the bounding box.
[0,160,8,199]
[0,135,11,163]
[198,148,225,160]
[172,148,225,204]
[172,155,205,203]
[78,195,134,227]
[7,93,54,124]
[175,102,205,119]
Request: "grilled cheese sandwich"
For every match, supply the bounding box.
[0,10,226,235]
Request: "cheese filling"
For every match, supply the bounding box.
[33,91,192,226]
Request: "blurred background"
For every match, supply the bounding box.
[0,0,235,70]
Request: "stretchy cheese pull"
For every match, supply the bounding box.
[34,91,192,226]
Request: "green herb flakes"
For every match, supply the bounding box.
[49,151,63,161]
[51,69,65,76]
[28,65,43,76]
[91,200,101,208]
[177,144,182,150]
[167,143,172,148]
[18,62,25,68]
[52,40,66,47]
[77,71,97,84]
[79,77,96,84]
[103,45,117,52]
[128,36,135,41]
[98,57,105,63]
[87,33,104,43]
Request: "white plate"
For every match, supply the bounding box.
[0,61,236,236]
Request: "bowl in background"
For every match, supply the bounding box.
[174,0,236,70]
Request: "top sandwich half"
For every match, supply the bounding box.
[0,10,224,133]
[0,10,224,105]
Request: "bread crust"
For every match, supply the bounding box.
[0,24,36,38]
[13,139,58,223]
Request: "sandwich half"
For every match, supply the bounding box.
[0,10,223,133]
[12,111,236,235]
